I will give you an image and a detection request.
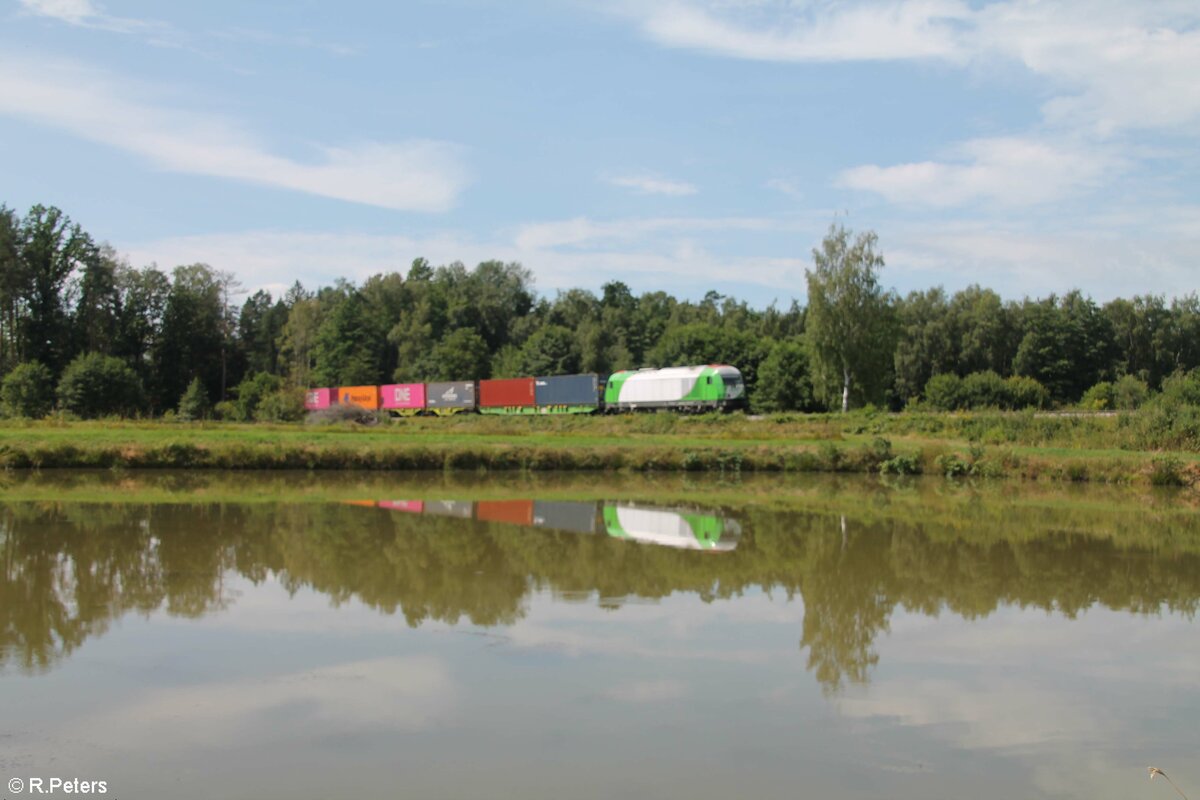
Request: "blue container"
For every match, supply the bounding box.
[534,374,600,409]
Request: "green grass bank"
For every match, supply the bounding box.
[0,410,1197,487]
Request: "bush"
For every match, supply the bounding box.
[924,373,964,411]
[1158,370,1200,408]
[961,370,1008,409]
[1080,381,1114,410]
[1003,376,1048,410]
[1112,375,1149,410]
[57,353,145,419]
[178,377,210,421]
[306,404,377,425]
[255,387,306,422]
[1,361,54,418]
[232,372,283,421]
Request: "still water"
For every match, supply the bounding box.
[1,472,1197,799]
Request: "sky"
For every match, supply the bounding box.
[1,0,1198,306]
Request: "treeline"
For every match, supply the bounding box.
[2,202,1199,419]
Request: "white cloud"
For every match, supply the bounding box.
[838,136,1117,206]
[882,218,1200,300]
[123,217,813,298]
[605,173,699,196]
[0,55,468,211]
[19,0,139,30]
[620,1,1200,136]
[628,0,971,62]
[766,178,804,199]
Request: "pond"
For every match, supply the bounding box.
[1,472,1197,799]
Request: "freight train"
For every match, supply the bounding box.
[306,364,746,416]
[366,497,742,551]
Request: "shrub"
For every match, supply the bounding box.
[961,370,1008,409]
[1080,381,1114,410]
[1158,370,1200,408]
[1,361,54,418]
[178,378,210,421]
[233,372,283,421]
[924,373,964,411]
[306,404,377,425]
[1004,376,1048,410]
[1112,375,1149,410]
[255,387,306,422]
[57,353,145,419]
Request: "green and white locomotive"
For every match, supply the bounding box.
[603,364,746,412]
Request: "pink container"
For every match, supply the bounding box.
[380,383,426,411]
[379,500,424,513]
[305,388,332,411]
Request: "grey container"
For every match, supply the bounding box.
[534,374,601,408]
[533,500,599,536]
[425,381,476,410]
[424,500,474,519]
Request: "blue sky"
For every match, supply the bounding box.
[2,0,1198,306]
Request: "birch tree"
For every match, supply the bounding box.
[804,225,895,412]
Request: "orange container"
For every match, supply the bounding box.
[337,385,381,410]
[476,500,534,527]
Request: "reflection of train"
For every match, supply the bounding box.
[306,365,746,416]
[369,498,741,552]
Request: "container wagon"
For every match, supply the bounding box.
[424,381,476,415]
[338,385,381,410]
[305,388,333,411]
[380,383,425,416]
[479,377,536,414]
[534,374,602,414]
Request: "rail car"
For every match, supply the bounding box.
[305,364,746,416]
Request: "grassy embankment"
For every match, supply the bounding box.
[0,409,1197,487]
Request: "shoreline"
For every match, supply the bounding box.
[0,415,1195,488]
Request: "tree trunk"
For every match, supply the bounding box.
[841,367,850,413]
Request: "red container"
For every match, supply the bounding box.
[338,385,381,410]
[479,378,535,408]
[305,388,332,411]
[476,500,534,526]
[379,500,424,513]
[380,383,425,411]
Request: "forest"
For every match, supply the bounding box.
[2,201,1199,420]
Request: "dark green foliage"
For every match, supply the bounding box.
[178,378,210,421]
[754,339,815,412]
[255,387,306,422]
[231,372,282,422]
[1,361,54,418]
[516,324,579,376]
[1112,375,1150,410]
[924,374,964,411]
[5,200,1200,424]
[429,328,491,381]
[925,371,1047,411]
[57,353,145,419]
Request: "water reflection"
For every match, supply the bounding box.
[369,498,742,551]
[3,487,1198,695]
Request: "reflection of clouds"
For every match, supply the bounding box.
[838,677,1104,750]
[885,606,1200,686]
[72,656,454,751]
[603,679,687,704]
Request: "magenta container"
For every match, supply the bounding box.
[379,500,424,514]
[304,388,332,411]
[380,383,426,411]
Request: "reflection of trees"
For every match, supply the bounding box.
[3,500,1200,693]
